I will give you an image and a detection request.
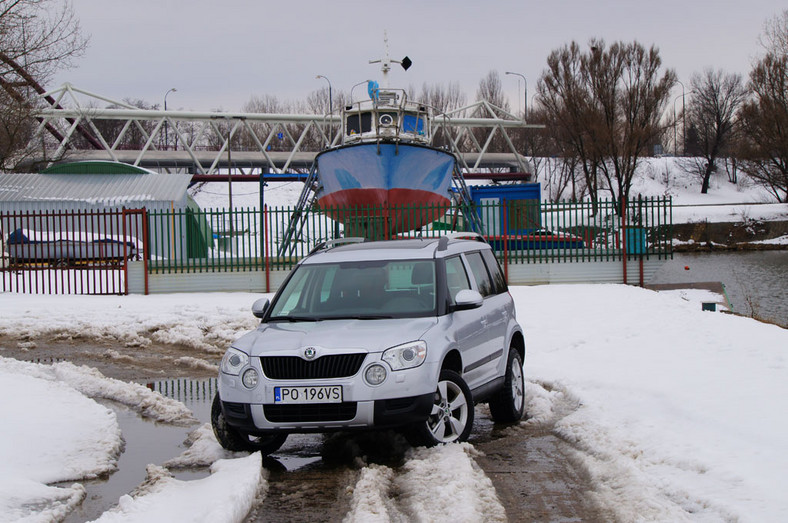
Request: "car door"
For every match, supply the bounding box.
[444,255,488,391]
[462,250,507,386]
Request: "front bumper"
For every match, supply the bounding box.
[218,357,439,433]
[219,393,434,435]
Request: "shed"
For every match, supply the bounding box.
[469,183,542,235]
[0,162,210,259]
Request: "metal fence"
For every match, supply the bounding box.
[145,196,672,272]
[1,208,146,294]
[3,198,672,294]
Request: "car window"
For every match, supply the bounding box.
[481,249,507,294]
[465,251,493,297]
[445,255,471,305]
[269,260,436,320]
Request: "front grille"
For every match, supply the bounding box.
[260,353,366,379]
[264,402,358,423]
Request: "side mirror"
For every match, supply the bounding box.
[251,298,270,319]
[453,289,483,311]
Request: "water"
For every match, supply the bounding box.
[649,250,788,327]
[61,378,216,523]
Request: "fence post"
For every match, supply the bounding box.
[264,204,270,293]
[502,200,509,283]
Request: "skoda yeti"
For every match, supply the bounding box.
[211,234,525,454]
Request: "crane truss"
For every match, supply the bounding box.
[27,83,541,175]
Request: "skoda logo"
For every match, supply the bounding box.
[303,347,317,360]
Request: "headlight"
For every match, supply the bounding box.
[382,341,427,370]
[220,347,249,376]
[365,364,388,385]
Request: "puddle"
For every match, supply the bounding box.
[59,377,333,521]
[61,378,215,522]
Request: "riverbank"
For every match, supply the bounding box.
[672,219,788,252]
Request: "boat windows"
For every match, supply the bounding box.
[346,112,373,135]
[402,113,424,134]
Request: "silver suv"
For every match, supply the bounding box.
[211,234,525,454]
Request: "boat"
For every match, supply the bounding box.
[314,43,457,236]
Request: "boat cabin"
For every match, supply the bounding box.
[343,87,432,146]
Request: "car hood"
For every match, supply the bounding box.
[233,317,438,356]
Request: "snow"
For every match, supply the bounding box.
[345,444,506,522]
[0,363,121,522]
[189,157,788,228]
[1,285,787,521]
[90,454,264,523]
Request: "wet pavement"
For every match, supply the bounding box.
[4,339,606,522]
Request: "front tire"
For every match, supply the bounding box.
[211,394,287,454]
[407,369,474,447]
[489,348,525,423]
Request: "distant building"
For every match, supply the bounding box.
[0,161,210,259]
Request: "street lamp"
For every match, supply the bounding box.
[505,71,527,120]
[164,87,176,149]
[672,81,686,156]
[316,75,333,146]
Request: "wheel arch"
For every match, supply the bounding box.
[510,329,525,362]
[441,348,462,374]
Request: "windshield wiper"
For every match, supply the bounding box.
[268,315,323,322]
[328,314,395,320]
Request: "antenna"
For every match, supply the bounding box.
[369,30,411,88]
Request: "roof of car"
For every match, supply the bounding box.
[302,235,489,264]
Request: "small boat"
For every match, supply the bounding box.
[314,44,457,236]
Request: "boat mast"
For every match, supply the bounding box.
[369,30,410,89]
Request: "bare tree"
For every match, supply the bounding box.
[420,81,467,115]
[0,0,88,169]
[538,42,604,208]
[538,39,676,212]
[685,69,746,193]
[737,53,788,202]
[758,9,788,56]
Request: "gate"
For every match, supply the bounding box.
[1,208,147,295]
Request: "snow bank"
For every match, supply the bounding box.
[1,357,195,424]
[514,284,788,521]
[0,361,122,522]
[163,424,241,469]
[345,443,506,522]
[90,453,265,523]
[0,293,264,354]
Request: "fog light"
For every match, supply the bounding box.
[365,364,387,385]
[242,368,259,389]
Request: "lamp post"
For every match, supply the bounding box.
[505,71,527,120]
[316,75,333,146]
[164,87,176,150]
[672,81,687,156]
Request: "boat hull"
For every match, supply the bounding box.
[315,142,455,234]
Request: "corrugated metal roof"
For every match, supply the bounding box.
[0,172,192,205]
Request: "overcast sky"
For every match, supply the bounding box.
[51,0,784,114]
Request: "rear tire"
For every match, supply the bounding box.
[489,348,525,423]
[406,369,474,447]
[211,393,287,454]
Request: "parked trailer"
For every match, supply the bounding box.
[5,229,137,267]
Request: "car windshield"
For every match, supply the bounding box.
[268,259,436,321]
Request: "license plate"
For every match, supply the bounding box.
[274,386,343,404]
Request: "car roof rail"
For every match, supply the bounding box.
[309,237,366,255]
[437,232,487,250]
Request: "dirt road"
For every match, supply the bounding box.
[1,336,607,522]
